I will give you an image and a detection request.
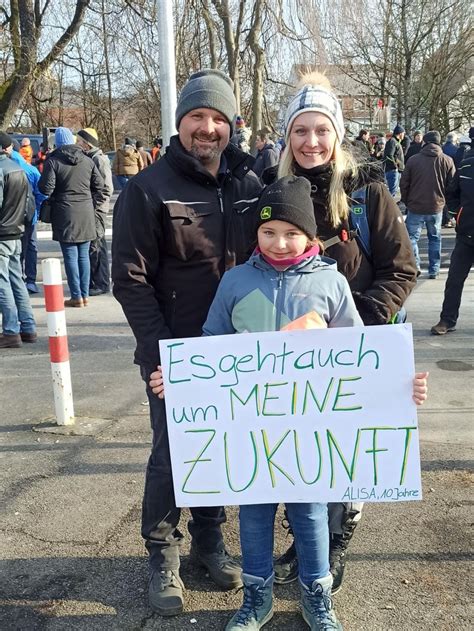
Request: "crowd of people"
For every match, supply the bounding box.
[0,67,472,629]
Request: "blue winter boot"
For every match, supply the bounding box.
[300,574,342,630]
[225,572,274,630]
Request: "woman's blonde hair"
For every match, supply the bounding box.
[279,71,361,227]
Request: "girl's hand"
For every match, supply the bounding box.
[149,365,165,398]
[413,371,429,405]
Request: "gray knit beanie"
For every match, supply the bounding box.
[423,130,441,145]
[175,69,237,131]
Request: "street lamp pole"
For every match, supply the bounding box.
[157,0,177,152]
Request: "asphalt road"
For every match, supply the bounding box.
[1,221,472,630]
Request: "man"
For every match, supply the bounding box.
[405,130,423,162]
[112,69,262,616]
[230,115,251,153]
[0,132,37,348]
[76,128,114,295]
[442,132,458,159]
[19,137,33,164]
[431,127,474,335]
[253,128,279,178]
[353,129,372,156]
[150,137,162,162]
[383,124,405,196]
[9,140,47,294]
[401,130,455,278]
[136,140,153,167]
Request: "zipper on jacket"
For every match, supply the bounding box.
[170,290,177,332]
[275,272,285,331]
[217,187,224,214]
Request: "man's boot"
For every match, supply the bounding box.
[190,542,242,589]
[0,334,22,348]
[329,508,360,594]
[274,540,298,585]
[148,568,184,616]
[225,573,274,630]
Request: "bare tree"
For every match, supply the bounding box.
[0,0,91,128]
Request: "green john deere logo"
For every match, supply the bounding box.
[352,206,363,215]
[260,206,272,219]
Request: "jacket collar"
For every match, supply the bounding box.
[165,135,255,183]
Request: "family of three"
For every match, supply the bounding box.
[112,69,428,630]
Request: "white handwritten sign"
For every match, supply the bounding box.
[160,324,422,507]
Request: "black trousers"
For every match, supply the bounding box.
[89,235,110,292]
[440,236,474,327]
[140,367,226,570]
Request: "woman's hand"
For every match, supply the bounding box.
[149,365,165,398]
[412,371,429,405]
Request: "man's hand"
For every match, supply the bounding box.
[149,365,165,398]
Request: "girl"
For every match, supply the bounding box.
[150,175,428,630]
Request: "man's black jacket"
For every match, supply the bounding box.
[0,153,29,241]
[112,136,262,371]
[446,148,474,243]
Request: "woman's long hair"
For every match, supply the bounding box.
[278,72,360,228]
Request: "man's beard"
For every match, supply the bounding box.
[189,134,222,164]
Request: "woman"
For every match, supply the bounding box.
[270,72,418,594]
[39,127,106,307]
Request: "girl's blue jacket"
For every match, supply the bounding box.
[203,251,363,336]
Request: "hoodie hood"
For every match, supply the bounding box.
[421,143,443,157]
[51,144,85,165]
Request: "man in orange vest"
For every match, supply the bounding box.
[19,138,33,164]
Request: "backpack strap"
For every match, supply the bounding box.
[321,186,372,261]
[348,186,372,261]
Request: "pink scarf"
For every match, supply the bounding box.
[256,243,320,269]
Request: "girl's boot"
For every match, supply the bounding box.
[225,573,274,630]
[299,574,342,630]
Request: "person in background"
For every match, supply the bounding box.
[0,131,37,348]
[39,127,106,307]
[112,68,262,617]
[453,134,472,169]
[150,137,162,162]
[112,137,143,189]
[230,116,252,153]
[353,129,372,156]
[373,136,386,161]
[400,132,411,156]
[431,127,474,335]
[33,143,48,173]
[19,138,33,164]
[442,132,458,159]
[405,130,423,162]
[401,130,455,279]
[76,127,114,296]
[9,140,47,294]
[383,124,405,196]
[136,140,153,168]
[253,128,279,178]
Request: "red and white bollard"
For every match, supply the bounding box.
[42,258,75,425]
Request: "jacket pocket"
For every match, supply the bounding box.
[165,201,222,260]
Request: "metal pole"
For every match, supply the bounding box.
[42,258,75,426]
[157,0,177,151]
